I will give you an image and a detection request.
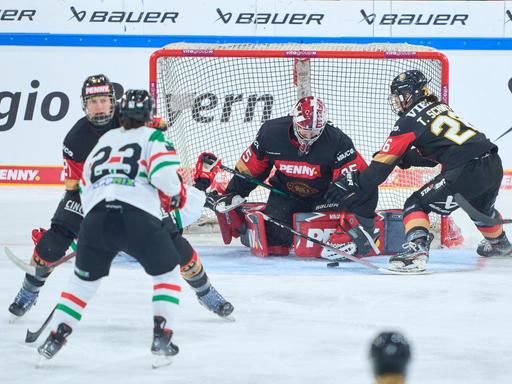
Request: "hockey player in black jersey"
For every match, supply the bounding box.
[8,74,233,319]
[326,70,511,272]
[205,96,379,257]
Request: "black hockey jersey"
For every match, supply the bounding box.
[226,116,367,199]
[360,99,497,193]
[63,113,120,183]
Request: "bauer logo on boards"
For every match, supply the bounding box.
[69,7,178,23]
[359,9,468,26]
[215,8,324,25]
[0,9,36,21]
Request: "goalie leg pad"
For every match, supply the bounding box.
[216,209,245,245]
[244,211,270,257]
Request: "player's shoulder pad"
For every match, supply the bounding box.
[260,115,292,132]
[256,115,292,144]
[323,122,355,145]
[148,128,176,151]
[62,116,91,158]
[389,114,414,136]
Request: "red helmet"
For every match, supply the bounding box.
[292,96,326,155]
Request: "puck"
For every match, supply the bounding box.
[327,261,339,268]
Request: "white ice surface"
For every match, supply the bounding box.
[1,187,511,384]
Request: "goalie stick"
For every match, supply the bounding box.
[257,212,421,275]
[4,246,77,276]
[25,306,56,343]
[453,193,512,226]
[212,162,288,198]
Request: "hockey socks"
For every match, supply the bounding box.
[152,269,181,333]
[180,251,211,296]
[52,274,100,331]
[38,274,100,358]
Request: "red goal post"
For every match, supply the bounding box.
[149,42,461,247]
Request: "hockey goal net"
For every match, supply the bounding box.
[149,42,460,247]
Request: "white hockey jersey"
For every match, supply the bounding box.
[80,127,181,218]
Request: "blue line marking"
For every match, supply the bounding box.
[1,33,512,50]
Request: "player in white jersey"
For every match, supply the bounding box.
[38,90,184,365]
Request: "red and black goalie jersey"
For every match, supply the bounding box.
[360,99,497,192]
[226,116,368,200]
[62,114,120,185]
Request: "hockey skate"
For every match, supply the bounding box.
[389,234,433,272]
[8,285,39,321]
[151,316,179,368]
[38,323,72,360]
[476,233,512,257]
[197,286,235,320]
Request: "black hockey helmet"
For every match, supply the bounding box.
[389,70,430,115]
[81,74,116,126]
[119,89,154,124]
[370,331,411,377]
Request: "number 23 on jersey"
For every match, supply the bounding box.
[90,143,142,183]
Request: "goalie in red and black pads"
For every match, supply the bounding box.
[326,70,511,272]
[202,96,379,257]
[8,75,233,320]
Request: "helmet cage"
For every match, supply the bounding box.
[292,96,326,155]
[388,70,430,115]
[81,74,116,126]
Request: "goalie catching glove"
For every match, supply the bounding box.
[193,152,222,191]
[205,191,246,214]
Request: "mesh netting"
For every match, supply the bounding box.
[151,42,447,231]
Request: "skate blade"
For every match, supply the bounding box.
[387,264,428,274]
[152,355,174,369]
[8,314,21,324]
[36,356,52,369]
[385,268,430,275]
[219,314,236,322]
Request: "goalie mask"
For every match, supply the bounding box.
[389,70,430,115]
[292,96,326,155]
[81,74,116,126]
[119,89,154,124]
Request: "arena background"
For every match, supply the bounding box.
[0,0,512,186]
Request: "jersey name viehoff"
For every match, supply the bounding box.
[276,161,320,179]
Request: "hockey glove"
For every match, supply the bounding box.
[205,191,246,213]
[146,115,167,131]
[324,170,361,204]
[193,152,221,191]
[159,183,187,212]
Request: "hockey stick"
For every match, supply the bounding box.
[25,306,56,343]
[494,126,512,142]
[218,164,288,197]
[4,247,77,276]
[257,212,404,274]
[453,193,512,226]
